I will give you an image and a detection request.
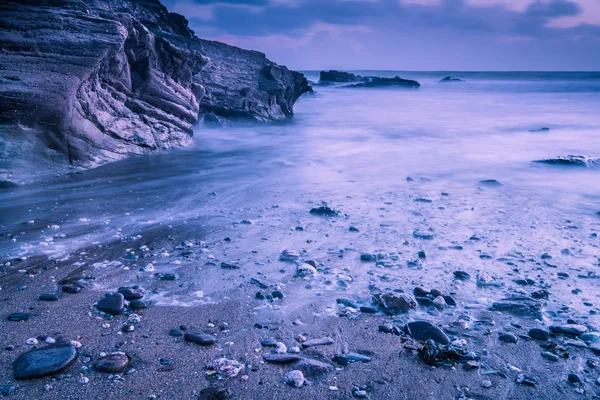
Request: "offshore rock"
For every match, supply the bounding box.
[318,70,419,89]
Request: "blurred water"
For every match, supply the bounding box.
[0,72,599,312]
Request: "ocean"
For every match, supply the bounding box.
[1,71,599,314]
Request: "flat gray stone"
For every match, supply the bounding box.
[184,332,216,345]
[13,344,77,380]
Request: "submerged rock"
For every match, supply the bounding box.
[318,70,420,89]
[490,297,542,319]
[479,179,503,186]
[309,206,339,217]
[404,321,450,344]
[533,155,600,167]
[373,292,418,314]
[439,76,465,83]
[13,344,77,379]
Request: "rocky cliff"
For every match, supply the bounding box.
[0,0,311,182]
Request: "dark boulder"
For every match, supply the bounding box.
[96,293,125,315]
[13,344,77,380]
[404,321,450,344]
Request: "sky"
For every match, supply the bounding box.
[162,0,600,70]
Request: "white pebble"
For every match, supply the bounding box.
[26,338,38,345]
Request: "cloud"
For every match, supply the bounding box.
[163,0,600,69]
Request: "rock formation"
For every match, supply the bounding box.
[0,0,311,182]
[439,76,465,83]
[318,70,420,89]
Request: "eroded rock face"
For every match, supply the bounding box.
[0,0,310,181]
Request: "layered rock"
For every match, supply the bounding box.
[0,0,310,181]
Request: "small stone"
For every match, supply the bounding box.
[359,306,377,313]
[568,373,582,385]
[372,292,418,315]
[516,374,537,387]
[199,387,231,400]
[263,354,302,364]
[404,321,450,344]
[25,338,38,345]
[261,338,277,346]
[349,226,360,232]
[220,262,240,269]
[481,380,492,388]
[62,285,81,294]
[94,353,129,373]
[169,328,183,337]
[541,351,559,361]
[284,370,305,387]
[118,287,144,300]
[296,263,317,277]
[272,290,284,299]
[360,253,376,262]
[301,337,334,348]
[464,360,480,370]
[13,344,78,379]
[184,332,216,345]
[0,385,15,396]
[528,328,549,341]
[275,342,287,354]
[209,358,244,378]
[279,249,301,262]
[129,300,147,310]
[499,333,518,343]
[549,324,587,336]
[7,313,30,322]
[39,294,59,301]
[453,271,471,280]
[96,293,125,315]
[309,206,339,217]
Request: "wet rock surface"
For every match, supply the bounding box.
[0,0,309,181]
[94,353,129,373]
[13,344,77,380]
